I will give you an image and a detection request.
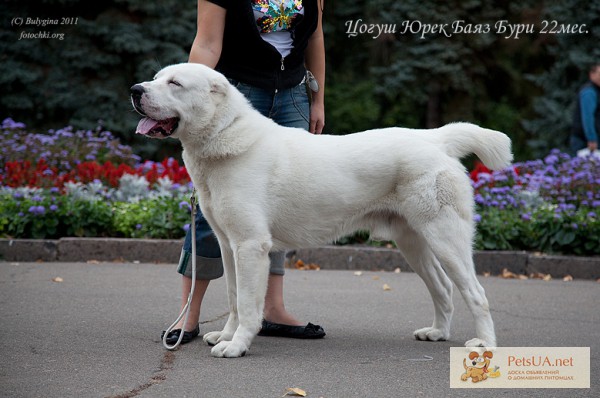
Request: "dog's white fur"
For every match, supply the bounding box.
[133,63,512,358]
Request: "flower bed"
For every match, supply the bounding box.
[1,119,193,239]
[1,119,599,255]
[472,150,599,255]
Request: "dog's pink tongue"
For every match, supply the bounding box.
[136,117,159,135]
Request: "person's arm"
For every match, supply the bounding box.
[188,0,227,68]
[580,87,599,151]
[304,0,325,134]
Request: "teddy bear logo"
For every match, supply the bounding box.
[460,351,501,382]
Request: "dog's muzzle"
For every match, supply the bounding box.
[130,84,179,139]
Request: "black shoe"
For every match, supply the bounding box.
[161,324,200,345]
[258,320,325,339]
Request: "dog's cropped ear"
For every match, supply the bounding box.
[483,351,493,359]
[468,352,479,360]
[210,79,228,97]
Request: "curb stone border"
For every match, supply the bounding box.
[1,239,598,280]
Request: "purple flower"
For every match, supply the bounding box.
[28,205,45,215]
[2,118,26,129]
[50,205,58,211]
[544,154,559,165]
[521,213,531,221]
[183,223,190,232]
[136,224,142,230]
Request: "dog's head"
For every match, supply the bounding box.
[467,351,493,371]
[130,63,233,141]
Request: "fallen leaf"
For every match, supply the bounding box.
[87,260,100,264]
[353,271,363,276]
[562,275,573,281]
[52,277,63,283]
[529,272,545,279]
[283,387,307,397]
[501,268,517,279]
[501,268,528,280]
[294,260,320,271]
[482,272,491,277]
[394,267,401,273]
[529,272,551,281]
[372,275,380,280]
[383,283,392,291]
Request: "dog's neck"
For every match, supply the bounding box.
[178,85,269,160]
[180,113,262,160]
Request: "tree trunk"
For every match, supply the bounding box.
[426,83,442,128]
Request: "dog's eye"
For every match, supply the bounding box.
[169,80,182,87]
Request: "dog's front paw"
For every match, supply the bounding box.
[203,330,233,346]
[465,338,496,348]
[413,327,449,342]
[211,340,248,358]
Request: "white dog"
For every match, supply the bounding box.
[131,63,512,358]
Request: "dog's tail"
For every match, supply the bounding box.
[438,122,513,170]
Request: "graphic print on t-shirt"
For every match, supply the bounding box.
[252,0,304,33]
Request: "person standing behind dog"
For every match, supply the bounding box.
[571,63,600,156]
[161,0,326,345]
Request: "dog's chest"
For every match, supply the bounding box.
[182,152,211,198]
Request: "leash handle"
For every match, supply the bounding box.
[162,189,198,350]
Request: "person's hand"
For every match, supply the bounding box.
[309,102,325,134]
[588,141,598,152]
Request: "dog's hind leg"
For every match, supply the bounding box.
[393,225,454,342]
[203,242,238,346]
[420,212,497,348]
[211,238,271,358]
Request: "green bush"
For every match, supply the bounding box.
[0,187,192,240]
[475,207,599,255]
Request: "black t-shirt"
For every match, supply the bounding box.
[206,0,318,91]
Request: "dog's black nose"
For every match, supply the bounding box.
[130,84,145,97]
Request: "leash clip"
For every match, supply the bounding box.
[190,189,197,210]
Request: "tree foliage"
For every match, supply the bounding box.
[0,0,196,158]
[523,0,600,157]
[1,0,596,160]
[323,1,595,159]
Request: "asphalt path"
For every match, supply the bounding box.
[0,261,598,397]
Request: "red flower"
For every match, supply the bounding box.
[2,158,190,190]
[470,161,491,182]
